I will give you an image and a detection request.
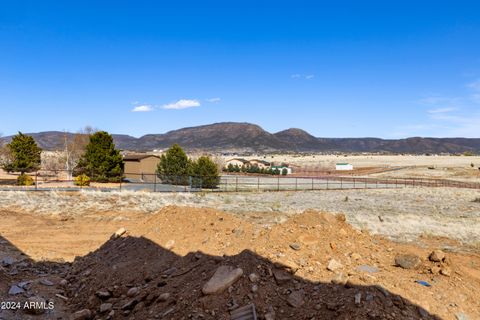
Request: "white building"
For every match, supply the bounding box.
[335,163,353,171]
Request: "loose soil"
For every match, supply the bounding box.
[0,205,479,319]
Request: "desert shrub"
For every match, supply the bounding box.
[282,168,288,175]
[74,174,91,186]
[17,173,34,186]
[473,197,480,203]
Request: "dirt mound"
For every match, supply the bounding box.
[1,206,479,319]
[64,236,434,320]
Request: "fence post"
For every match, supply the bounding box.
[154,174,157,192]
[327,177,329,190]
[235,176,238,192]
[258,176,260,192]
[295,178,298,191]
[277,177,280,191]
[35,171,38,191]
[311,178,314,190]
[340,177,343,189]
[353,178,355,189]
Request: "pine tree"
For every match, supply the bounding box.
[75,131,123,182]
[156,144,192,185]
[3,132,41,174]
[191,156,220,188]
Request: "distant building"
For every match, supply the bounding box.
[248,159,272,169]
[335,163,354,171]
[225,158,250,168]
[271,166,292,175]
[123,154,161,180]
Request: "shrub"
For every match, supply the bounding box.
[473,197,480,203]
[282,168,288,175]
[17,173,34,186]
[74,174,91,186]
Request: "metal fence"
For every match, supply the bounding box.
[1,170,480,192]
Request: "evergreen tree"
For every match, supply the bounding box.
[191,156,220,188]
[156,144,191,185]
[3,132,41,174]
[75,131,123,182]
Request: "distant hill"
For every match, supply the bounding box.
[1,122,479,154]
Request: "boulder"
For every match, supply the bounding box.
[202,266,243,295]
[395,254,421,269]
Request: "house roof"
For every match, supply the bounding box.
[226,158,249,164]
[123,154,160,161]
[249,159,271,165]
[336,163,352,166]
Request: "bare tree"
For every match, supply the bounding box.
[63,126,97,179]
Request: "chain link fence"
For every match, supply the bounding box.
[1,170,480,192]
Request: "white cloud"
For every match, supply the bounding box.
[132,105,154,112]
[291,74,315,80]
[206,97,221,103]
[427,107,456,114]
[162,99,201,110]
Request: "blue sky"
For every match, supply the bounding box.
[1,1,480,138]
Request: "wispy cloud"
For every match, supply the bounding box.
[291,74,315,80]
[131,104,154,112]
[427,107,456,114]
[163,99,201,110]
[393,78,480,138]
[206,97,221,103]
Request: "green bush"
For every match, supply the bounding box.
[191,156,220,189]
[74,174,91,186]
[156,144,192,185]
[17,174,34,186]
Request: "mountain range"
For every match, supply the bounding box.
[1,122,479,154]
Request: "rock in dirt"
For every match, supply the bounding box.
[8,285,24,295]
[112,227,127,239]
[395,254,421,269]
[99,303,113,313]
[331,272,349,286]
[327,259,343,272]
[127,287,139,297]
[264,312,276,320]
[440,267,452,277]
[165,240,175,250]
[159,293,171,302]
[71,309,92,320]
[202,266,244,295]
[287,290,305,308]
[272,269,291,285]
[429,250,446,262]
[39,278,54,286]
[1,256,16,267]
[248,273,260,283]
[289,243,301,251]
[455,313,470,320]
[354,293,362,305]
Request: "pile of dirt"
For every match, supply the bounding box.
[64,237,432,320]
[1,206,479,319]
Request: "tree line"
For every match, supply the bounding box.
[0,132,220,188]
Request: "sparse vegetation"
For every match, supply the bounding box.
[17,173,34,186]
[473,197,480,203]
[74,174,91,187]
